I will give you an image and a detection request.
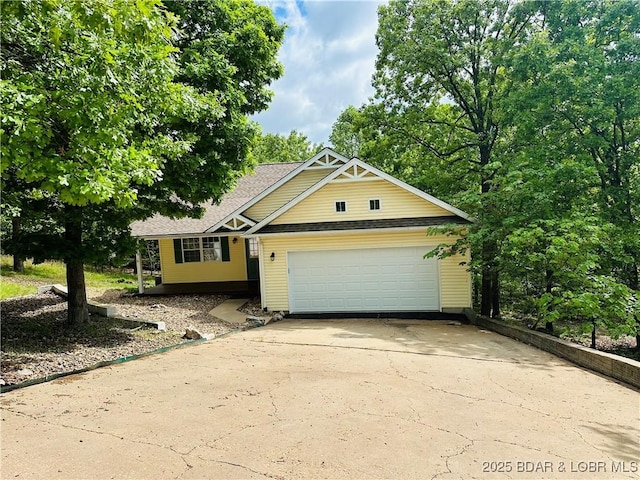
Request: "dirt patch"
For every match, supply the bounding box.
[501,313,639,361]
[1,290,236,387]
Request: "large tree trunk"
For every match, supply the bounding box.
[480,268,492,316]
[11,217,25,272]
[13,255,24,272]
[544,269,554,334]
[478,151,502,318]
[490,269,500,319]
[65,206,88,326]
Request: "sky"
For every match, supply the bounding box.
[251,0,385,145]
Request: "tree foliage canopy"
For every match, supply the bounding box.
[329,105,363,159]
[1,0,212,207]
[0,0,284,324]
[250,130,322,164]
[373,0,540,317]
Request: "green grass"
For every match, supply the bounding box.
[1,256,67,282]
[0,256,151,300]
[0,281,36,299]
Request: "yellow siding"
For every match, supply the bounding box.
[158,238,248,284]
[272,179,451,225]
[245,169,332,221]
[261,231,471,312]
[439,249,472,310]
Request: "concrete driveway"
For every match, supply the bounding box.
[2,319,639,479]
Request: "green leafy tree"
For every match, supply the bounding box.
[1,0,284,325]
[356,103,478,206]
[373,0,539,317]
[505,0,640,343]
[508,0,640,291]
[329,106,363,158]
[158,0,285,209]
[251,130,322,163]
[1,0,198,324]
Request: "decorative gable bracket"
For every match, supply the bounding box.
[213,215,256,232]
[331,163,378,182]
[307,152,349,169]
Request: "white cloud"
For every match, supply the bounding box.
[252,0,384,145]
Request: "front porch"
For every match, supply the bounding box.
[140,281,260,297]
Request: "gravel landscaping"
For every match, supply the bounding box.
[0,290,265,388]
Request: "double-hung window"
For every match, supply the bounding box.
[182,238,202,262]
[202,237,222,261]
[174,237,227,263]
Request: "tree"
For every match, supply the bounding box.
[505,0,640,342]
[508,0,640,291]
[329,106,363,158]
[373,0,539,317]
[355,103,479,206]
[1,0,198,324]
[1,0,284,325]
[0,174,63,272]
[158,0,285,209]
[251,130,322,163]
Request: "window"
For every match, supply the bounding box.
[335,201,347,212]
[202,237,222,261]
[177,237,224,263]
[248,238,259,258]
[369,199,381,211]
[182,237,201,262]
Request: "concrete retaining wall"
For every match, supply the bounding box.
[464,309,640,389]
[39,284,165,331]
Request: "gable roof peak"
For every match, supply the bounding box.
[305,147,351,168]
[245,156,472,234]
[204,149,349,234]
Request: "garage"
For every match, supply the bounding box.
[287,246,440,313]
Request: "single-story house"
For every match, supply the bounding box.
[131,148,472,314]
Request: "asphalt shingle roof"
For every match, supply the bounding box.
[255,215,470,234]
[131,162,302,237]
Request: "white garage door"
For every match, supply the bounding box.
[288,247,440,313]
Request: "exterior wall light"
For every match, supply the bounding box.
[270,252,275,261]
[232,237,238,244]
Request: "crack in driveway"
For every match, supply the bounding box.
[249,339,525,364]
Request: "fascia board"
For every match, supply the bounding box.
[243,225,462,238]
[136,233,238,240]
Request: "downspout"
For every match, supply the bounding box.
[136,250,144,294]
[258,237,267,310]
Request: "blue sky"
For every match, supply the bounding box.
[252,0,385,145]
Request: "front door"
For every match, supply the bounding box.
[245,238,260,281]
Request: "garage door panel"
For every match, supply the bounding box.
[288,247,440,313]
[360,265,379,275]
